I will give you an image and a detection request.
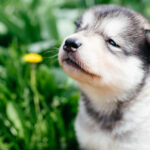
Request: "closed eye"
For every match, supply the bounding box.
[107,39,120,48]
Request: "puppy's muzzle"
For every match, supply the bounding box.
[63,38,82,53]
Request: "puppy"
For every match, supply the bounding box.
[58,5,150,150]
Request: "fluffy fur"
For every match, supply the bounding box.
[58,5,150,150]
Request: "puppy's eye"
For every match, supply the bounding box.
[107,39,120,48]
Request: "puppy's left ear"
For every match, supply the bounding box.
[74,16,82,29]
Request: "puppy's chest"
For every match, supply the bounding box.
[75,99,130,150]
[82,96,123,131]
[75,113,121,150]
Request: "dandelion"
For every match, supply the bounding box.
[23,53,42,122]
[23,53,43,63]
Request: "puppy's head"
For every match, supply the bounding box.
[59,5,150,97]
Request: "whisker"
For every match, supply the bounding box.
[43,54,58,59]
[42,57,58,63]
[47,47,59,50]
[42,50,58,55]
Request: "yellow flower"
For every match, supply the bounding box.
[23,53,43,63]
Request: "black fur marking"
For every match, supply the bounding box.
[82,92,123,131]
[137,41,150,67]
[139,30,150,65]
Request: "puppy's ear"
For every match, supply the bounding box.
[74,16,82,28]
[145,30,150,45]
[145,30,150,64]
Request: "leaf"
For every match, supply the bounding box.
[51,68,68,87]
[0,7,28,43]
[6,102,27,139]
[0,137,10,150]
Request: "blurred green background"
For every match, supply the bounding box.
[0,0,150,150]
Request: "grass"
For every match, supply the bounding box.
[0,42,80,150]
[0,0,150,149]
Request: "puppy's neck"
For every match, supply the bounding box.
[78,83,125,114]
[78,78,146,115]
[78,83,125,130]
[78,79,148,131]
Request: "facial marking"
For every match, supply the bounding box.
[100,17,129,38]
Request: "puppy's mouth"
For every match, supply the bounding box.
[62,57,99,78]
[64,58,83,71]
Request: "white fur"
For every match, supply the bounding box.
[82,11,95,29]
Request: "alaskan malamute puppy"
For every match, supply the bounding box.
[58,5,150,150]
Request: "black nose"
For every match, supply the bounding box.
[63,38,81,52]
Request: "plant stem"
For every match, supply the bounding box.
[30,64,40,119]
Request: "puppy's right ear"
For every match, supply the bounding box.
[145,30,150,64]
[145,30,150,45]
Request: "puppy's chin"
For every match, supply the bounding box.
[60,58,101,84]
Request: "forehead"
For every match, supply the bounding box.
[82,9,132,38]
[99,16,129,37]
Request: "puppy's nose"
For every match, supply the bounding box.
[63,38,81,52]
